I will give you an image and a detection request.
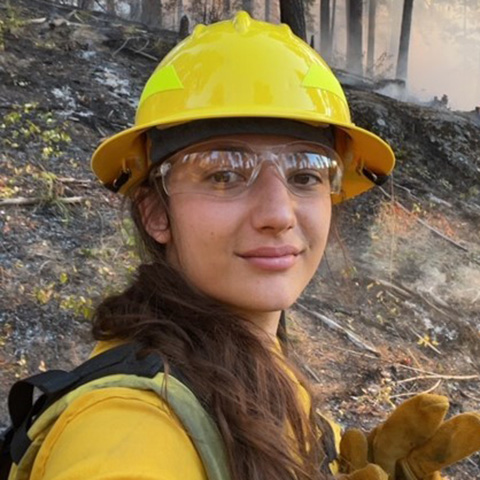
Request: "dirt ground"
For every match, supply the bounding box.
[1,1,479,478]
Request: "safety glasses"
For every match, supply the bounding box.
[152,139,343,199]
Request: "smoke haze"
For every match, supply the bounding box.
[409,0,480,110]
[307,0,480,111]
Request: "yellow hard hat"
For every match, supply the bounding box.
[91,11,395,202]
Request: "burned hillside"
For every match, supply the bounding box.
[0,1,479,477]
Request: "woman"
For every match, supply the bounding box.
[28,11,396,480]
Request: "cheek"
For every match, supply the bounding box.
[301,200,332,249]
[167,198,244,264]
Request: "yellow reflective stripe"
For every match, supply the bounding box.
[163,375,231,480]
[140,64,184,105]
[302,64,346,101]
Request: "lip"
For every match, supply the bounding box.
[240,246,301,257]
[238,245,302,271]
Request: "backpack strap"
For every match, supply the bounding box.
[2,343,231,480]
[8,343,164,464]
[1,343,163,480]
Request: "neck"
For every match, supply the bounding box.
[235,309,283,342]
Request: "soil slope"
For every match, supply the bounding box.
[1,1,479,477]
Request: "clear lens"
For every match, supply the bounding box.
[156,141,343,198]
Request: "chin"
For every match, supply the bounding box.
[231,295,299,315]
[203,278,308,317]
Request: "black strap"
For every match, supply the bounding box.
[362,167,390,186]
[9,370,74,429]
[0,429,14,480]
[2,343,166,470]
[104,169,131,193]
[149,118,335,166]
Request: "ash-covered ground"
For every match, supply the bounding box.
[1,1,479,477]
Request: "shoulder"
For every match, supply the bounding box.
[31,387,207,480]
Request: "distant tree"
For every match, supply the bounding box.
[129,0,142,21]
[187,0,201,23]
[176,0,184,25]
[223,0,231,17]
[141,0,163,27]
[242,0,253,15]
[179,14,189,38]
[265,0,271,21]
[187,0,222,24]
[331,0,337,54]
[426,0,479,38]
[396,0,414,81]
[346,0,364,76]
[366,0,377,76]
[320,0,332,63]
[280,0,306,41]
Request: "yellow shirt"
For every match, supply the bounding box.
[30,341,310,480]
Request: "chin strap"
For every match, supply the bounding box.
[362,167,390,186]
[105,169,131,193]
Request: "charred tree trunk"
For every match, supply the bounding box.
[141,0,162,28]
[346,0,364,76]
[280,0,306,41]
[223,0,231,17]
[265,0,271,21]
[179,14,189,39]
[396,0,414,81]
[242,0,253,15]
[129,0,142,21]
[320,0,332,63]
[367,0,376,76]
[331,0,336,55]
[78,0,94,10]
[176,0,184,27]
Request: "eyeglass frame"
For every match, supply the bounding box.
[149,138,344,200]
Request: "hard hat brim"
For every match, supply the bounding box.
[91,109,395,203]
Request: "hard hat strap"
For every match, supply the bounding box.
[148,118,334,167]
[361,167,390,186]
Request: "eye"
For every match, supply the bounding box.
[208,170,246,185]
[289,170,326,188]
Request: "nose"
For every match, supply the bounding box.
[248,165,297,234]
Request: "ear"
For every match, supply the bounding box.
[137,191,171,244]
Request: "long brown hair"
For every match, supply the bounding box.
[92,171,331,480]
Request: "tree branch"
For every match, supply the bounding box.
[379,187,469,252]
[0,196,87,206]
[296,303,380,356]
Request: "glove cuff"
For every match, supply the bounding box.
[399,459,418,480]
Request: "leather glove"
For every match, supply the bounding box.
[316,410,389,479]
[336,464,389,480]
[338,393,480,479]
[336,428,388,479]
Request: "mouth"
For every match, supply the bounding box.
[237,246,302,271]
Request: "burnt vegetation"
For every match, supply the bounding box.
[0,1,479,478]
